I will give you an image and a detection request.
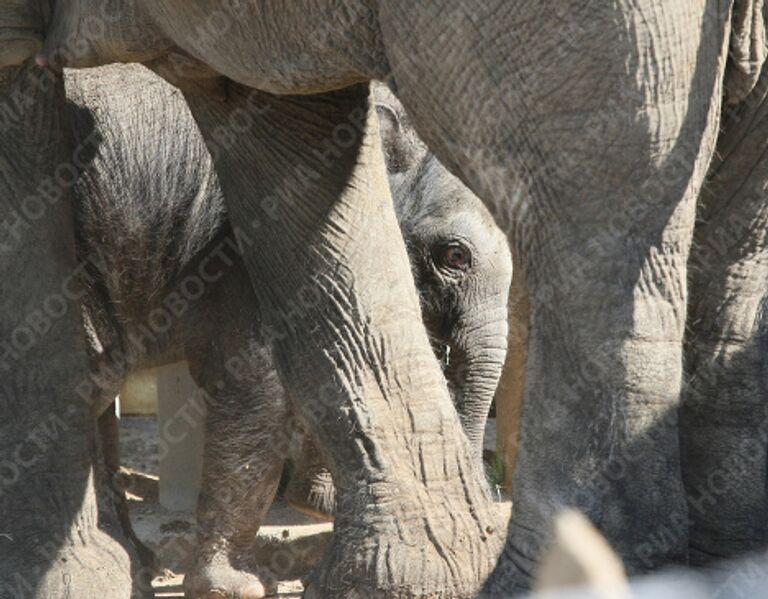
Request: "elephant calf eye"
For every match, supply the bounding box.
[436,242,471,271]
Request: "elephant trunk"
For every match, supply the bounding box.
[445,306,509,463]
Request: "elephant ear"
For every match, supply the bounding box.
[724,0,768,105]
[374,81,428,173]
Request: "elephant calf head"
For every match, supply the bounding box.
[377,83,513,459]
[285,82,513,520]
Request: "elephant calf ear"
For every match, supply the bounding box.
[534,510,630,599]
[724,0,768,105]
[373,81,427,173]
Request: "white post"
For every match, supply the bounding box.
[156,361,205,512]
[119,367,159,415]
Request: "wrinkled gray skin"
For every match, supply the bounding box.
[286,84,512,520]
[286,86,511,521]
[377,85,512,462]
[3,2,768,598]
[68,66,509,598]
[380,87,511,455]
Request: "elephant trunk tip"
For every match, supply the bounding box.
[34,47,62,71]
[34,40,65,72]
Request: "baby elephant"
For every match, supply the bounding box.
[68,66,511,598]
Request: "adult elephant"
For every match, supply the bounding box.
[3,1,768,598]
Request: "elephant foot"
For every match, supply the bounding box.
[284,464,335,522]
[185,551,278,599]
[303,506,504,599]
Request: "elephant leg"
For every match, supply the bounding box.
[284,433,335,522]
[182,265,293,599]
[184,83,501,599]
[0,64,141,598]
[184,349,291,599]
[681,63,768,565]
[378,0,731,589]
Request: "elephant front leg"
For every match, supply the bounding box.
[682,65,768,565]
[185,82,502,599]
[0,64,140,598]
[378,1,731,590]
[491,205,699,591]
